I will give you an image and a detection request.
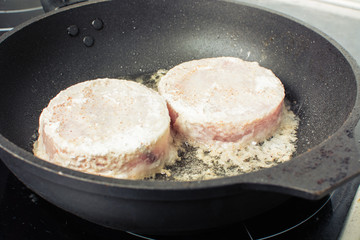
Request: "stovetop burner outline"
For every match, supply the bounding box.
[0,7,43,14]
[0,0,43,35]
[247,194,332,240]
[124,193,333,240]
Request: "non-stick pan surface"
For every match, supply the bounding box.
[0,0,360,234]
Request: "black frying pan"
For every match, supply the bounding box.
[0,0,360,234]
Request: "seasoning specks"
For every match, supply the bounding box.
[132,70,299,181]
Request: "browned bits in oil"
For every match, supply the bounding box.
[128,70,300,182]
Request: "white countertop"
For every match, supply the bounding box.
[339,185,360,240]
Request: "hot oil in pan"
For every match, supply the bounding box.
[123,70,300,181]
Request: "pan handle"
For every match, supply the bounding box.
[40,0,88,12]
[242,121,360,200]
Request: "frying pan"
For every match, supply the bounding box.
[0,0,360,235]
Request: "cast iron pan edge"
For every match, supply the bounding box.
[0,0,360,201]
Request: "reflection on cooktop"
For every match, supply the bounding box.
[0,0,42,10]
[0,0,43,34]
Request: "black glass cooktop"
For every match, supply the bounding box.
[1,159,359,240]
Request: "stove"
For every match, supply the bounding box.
[1,1,360,239]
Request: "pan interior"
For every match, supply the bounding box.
[0,0,357,163]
